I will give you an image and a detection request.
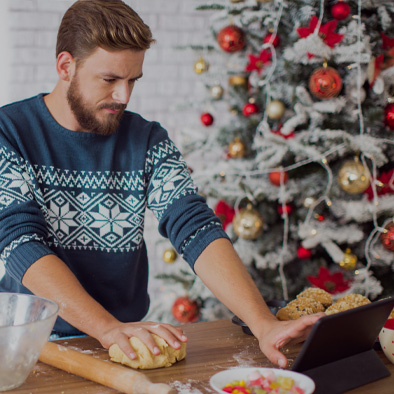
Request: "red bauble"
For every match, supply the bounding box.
[172,296,200,323]
[269,170,289,186]
[297,246,312,259]
[309,66,343,100]
[331,2,351,20]
[200,112,214,126]
[384,103,394,130]
[380,223,394,252]
[217,25,246,53]
[263,32,280,48]
[242,102,259,117]
[278,204,293,216]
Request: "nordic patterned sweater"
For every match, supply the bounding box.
[0,94,228,335]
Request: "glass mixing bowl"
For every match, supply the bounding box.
[0,293,58,391]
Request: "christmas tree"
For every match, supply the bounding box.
[146,0,394,325]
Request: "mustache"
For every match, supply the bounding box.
[98,103,127,111]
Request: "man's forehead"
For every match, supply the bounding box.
[79,47,145,76]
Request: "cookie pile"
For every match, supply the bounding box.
[276,288,371,321]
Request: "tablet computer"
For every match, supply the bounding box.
[291,296,394,394]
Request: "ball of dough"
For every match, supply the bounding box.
[109,334,186,369]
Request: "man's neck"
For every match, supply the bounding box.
[44,84,79,131]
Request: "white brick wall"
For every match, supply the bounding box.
[1,0,212,293]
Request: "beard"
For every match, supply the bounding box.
[66,74,126,136]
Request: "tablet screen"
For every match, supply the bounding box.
[292,296,394,372]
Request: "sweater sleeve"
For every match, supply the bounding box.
[0,132,54,283]
[145,126,230,271]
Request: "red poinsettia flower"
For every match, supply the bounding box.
[297,16,344,48]
[245,49,272,74]
[364,169,394,201]
[214,200,235,230]
[307,267,351,294]
[381,32,394,50]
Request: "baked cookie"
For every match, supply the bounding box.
[276,297,324,321]
[288,296,325,312]
[335,293,371,307]
[297,287,333,308]
[325,293,371,315]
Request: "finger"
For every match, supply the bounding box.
[145,324,185,349]
[261,343,288,368]
[274,313,324,348]
[116,333,137,360]
[160,324,188,343]
[127,328,163,356]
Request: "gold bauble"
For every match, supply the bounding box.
[339,248,357,270]
[337,158,370,194]
[266,99,285,120]
[228,75,248,88]
[194,56,209,74]
[228,137,246,158]
[211,84,224,99]
[163,248,177,264]
[233,204,264,240]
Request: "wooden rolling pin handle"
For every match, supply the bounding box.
[39,341,177,394]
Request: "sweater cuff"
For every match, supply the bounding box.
[6,241,55,283]
[182,226,231,272]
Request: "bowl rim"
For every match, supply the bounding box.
[0,292,59,329]
[209,367,315,394]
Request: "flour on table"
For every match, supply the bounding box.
[170,380,215,394]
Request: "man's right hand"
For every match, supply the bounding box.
[99,321,188,360]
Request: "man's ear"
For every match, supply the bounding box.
[56,51,75,82]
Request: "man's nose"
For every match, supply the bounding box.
[112,82,131,104]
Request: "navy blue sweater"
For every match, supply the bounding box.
[0,94,228,335]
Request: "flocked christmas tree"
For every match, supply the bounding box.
[146,0,394,325]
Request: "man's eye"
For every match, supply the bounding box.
[104,78,115,83]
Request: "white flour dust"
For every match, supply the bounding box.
[67,346,95,354]
[231,345,261,367]
[170,380,215,394]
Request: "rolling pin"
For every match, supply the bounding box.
[39,341,177,394]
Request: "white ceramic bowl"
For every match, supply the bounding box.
[379,318,394,364]
[210,367,315,394]
[0,293,58,391]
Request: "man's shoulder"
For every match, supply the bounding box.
[122,110,160,128]
[0,94,41,119]
[121,110,169,140]
[1,94,40,111]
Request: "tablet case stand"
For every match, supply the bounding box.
[291,296,394,394]
[301,348,390,394]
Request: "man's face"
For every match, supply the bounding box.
[66,47,145,135]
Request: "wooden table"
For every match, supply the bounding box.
[6,319,394,394]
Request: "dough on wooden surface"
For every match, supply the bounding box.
[109,334,186,369]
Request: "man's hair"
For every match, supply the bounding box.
[56,0,155,62]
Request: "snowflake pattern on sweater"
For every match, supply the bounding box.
[0,94,228,334]
[0,139,196,255]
